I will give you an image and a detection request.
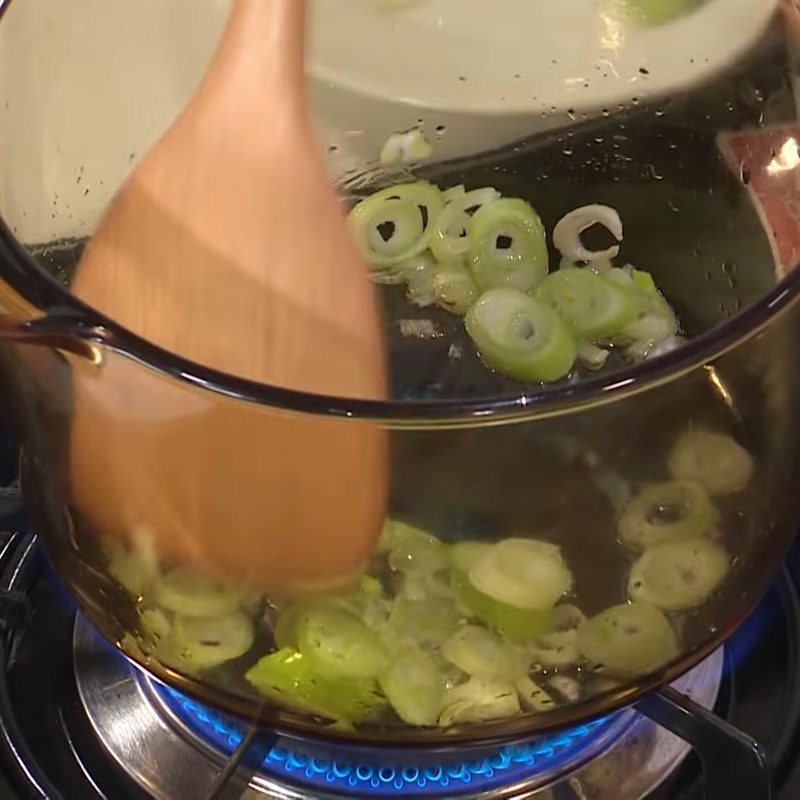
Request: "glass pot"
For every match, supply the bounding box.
[1,0,800,747]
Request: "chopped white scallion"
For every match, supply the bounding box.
[547,675,582,703]
[553,204,623,263]
[398,318,441,339]
[380,129,434,165]
[447,343,463,359]
[515,676,556,712]
[577,341,611,370]
[627,333,685,361]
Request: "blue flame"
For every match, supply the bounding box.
[155,684,620,796]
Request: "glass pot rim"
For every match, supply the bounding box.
[2,219,799,424]
[2,0,799,425]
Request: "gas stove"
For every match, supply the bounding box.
[0,470,799,799]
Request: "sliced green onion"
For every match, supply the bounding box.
[611,0,706,27]
[536,266,639,339]
[530,630,579,668]
[442,625,530,681]
[348,181,444,267]
[438,677,520,725]
[380,519,450,573]
[529,604,586,667]
[433,261,478,315]
[272,599,314,650]
[450,539,567,642]
[465,288,577,382]
[367,199,424,257]
[171,610,254,670]
[630,268,658,294]
[137,608,177,663]
[358,574,383,598]
[624,313,676,344]
[630,333,684,361]
[576,602,679,677]
[379,648,445,726]
[140,608,171,643]
[367,265,406,286]
[450,542,492,573]
[617,480,718,551]
[515,676,556,712]
[245,648,386,722]
[397,568,454,603]
[603,266,636,290]
[274,579,391,649]
[451,569,552,642]
[467,538,573,610]
[155,567,240,617]
[104,533,159,598]
[430,186,500,262]
[618,268,678,347]
[296,605,389,679]
[388,595,462,645]
[332,576,392,629]
[577,341,610,370]
[442,184,466,203]
[358,593,392,630]
[548,675,581,703]
[398,252,439,308]
[379,129,433,165]
[553,204,623,263]
[401,131,433,161]
[468,198,549,292]
[555,264,677,353]
[560,254,614,273]
[552,603,587,631]
[668,430,754,495]
[628,539,730,611]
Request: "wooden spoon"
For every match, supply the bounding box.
[68,0,387,593]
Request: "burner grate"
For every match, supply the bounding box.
[155,682,625,797]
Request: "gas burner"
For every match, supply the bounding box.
[151,685,630,798]
[74,616,723,800]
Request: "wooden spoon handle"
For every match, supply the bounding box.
[198,0,306,114]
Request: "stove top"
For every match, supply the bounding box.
[0,485,798,798]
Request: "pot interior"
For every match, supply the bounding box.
[1,0,800,745]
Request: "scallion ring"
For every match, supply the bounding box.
[617,479,718,551]
[442,184,466,203]
[348,181,444,267]
[433,261,478,315]
[399,252,440,308]
[465,288,577,382]
[619,268,678,345]
[467,538,573,611]
[468,198,549,292]
[628,539,730,611]
[553,204,623,263]
[668,429,754,495]
[379,129,433,165]
[576,602,679,678]
[536,266,639,340]
[430,186,500,262]
[577,341,610,370]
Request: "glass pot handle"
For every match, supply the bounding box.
[0,312,106,363]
